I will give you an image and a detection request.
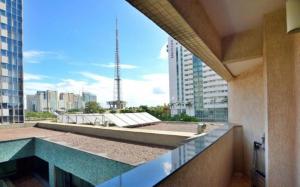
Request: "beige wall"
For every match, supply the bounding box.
[294,32,300,187]
[263,9,299,187]
[157,128,238,187]
[222,27,263,63]
[228,8,300,186]
[228,64,265,176]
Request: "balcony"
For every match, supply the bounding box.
[98,124,253,187]
[1,109,9,116]
[1,56,8,63]
[0,95,8,103]
[0,2,5,11]
[1,29,7,37]
[0,0,298,186]
[1,68,8,76]
[0,82,8,89]
[1,42,7,50]
[106,0,299,186]
[0,15,7,24]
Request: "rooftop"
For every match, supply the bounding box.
[0,122,225,186]
[0,127,171,165]
[45,132,170,165]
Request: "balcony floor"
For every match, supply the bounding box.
[229,175,251,187]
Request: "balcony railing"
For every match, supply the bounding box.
[98,124,242,187]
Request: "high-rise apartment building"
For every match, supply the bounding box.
[26,94,35,112]
[0,0,23,123]
[35,90,57,112]
[82,92,97,104]
[58,92,83,111]
[168,37,195,116]
[201,63,228,121]
[168,37,228,121]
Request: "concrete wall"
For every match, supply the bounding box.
[157,127,237,187]
[36,122,192,148]
[228,64,265,176]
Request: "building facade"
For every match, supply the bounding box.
[26,94,35,112]
[82,92,97,104]
[58,92,83,111]
[201,63,228,121]
[27,91,89,112]
[0,0,23,123]
[32,90,57,112]
[168,37,228,121]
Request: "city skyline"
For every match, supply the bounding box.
[23,0,169,107]
[26,90,97,112]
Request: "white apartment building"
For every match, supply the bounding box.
[37,90,58,112]
[26,91,58,112]
[168,37,228,121]
[26,95,36,112]
[168,37,195,116]
[202,64,228,108]
[58,93,83,111]
[26,91,95,113]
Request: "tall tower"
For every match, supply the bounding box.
[107,19,126,110]
[114,18,121,105]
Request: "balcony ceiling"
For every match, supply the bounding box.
[199,0,285,36]
[126,0,285,80]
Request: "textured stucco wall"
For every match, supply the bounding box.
[222,27,263,62]
[157,129,234,187]
[264,9,298,187]
[294,32,300,187]
[228,8,300,186]
[228,64,265,176]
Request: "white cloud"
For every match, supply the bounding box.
[92,63,138,69]
[159,42,168,61]
[23,50,64,64]
[24,72,169,107]
[23,50,48,59]
[163,162,172,175]
[24,73,48,81]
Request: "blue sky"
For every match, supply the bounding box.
[23,0,170,107]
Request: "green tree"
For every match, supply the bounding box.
[84,102,105,113]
